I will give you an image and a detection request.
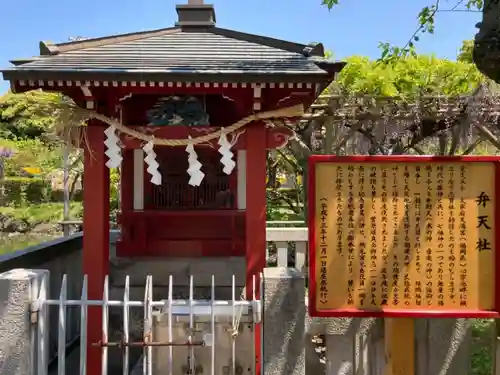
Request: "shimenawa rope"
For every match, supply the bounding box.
[66,103,304,147]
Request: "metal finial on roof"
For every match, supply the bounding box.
[187,0,204,4]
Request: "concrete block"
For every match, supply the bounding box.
[263,267,306,375]
[110,257,246,287]
[321,318,380,375]
[415,319,472,375]
[0,268,49,375]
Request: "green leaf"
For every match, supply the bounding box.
[322,0,339,9]
[335,53,486,98]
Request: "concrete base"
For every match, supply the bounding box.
[323,318,381,375]
[415,319,472,375]
[262,267,306,375]
[0,269,49,375]
[110,257,246,287]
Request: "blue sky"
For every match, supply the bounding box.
[0,0,481,93]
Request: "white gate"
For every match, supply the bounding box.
[31,274,262,375]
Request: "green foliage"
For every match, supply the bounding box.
[0,234,59,254]
[0,91,85,235]
[2,177,52,206]
[269,52,487,218]
[458,40,474,63]
[110,168,120,211]
[0,91,69,187]
[0,91,62,141]
[0,136,63,177]
[335,55,485,97]
[321,0,338,8]
[0,202,83,224]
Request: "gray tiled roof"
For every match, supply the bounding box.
[9,28,331,75]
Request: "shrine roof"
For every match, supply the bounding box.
[1,26,344,83]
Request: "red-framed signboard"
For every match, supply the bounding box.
[308,155,500,318]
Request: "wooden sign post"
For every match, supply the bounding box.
[307,155,500,375]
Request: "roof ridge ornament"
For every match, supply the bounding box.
[175,1,216,28]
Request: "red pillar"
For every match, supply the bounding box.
[245,122,267,375]
[83,123,110,375]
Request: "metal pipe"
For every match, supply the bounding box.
[168,275,173,375]
[211,274,215,375]
[102,276,109,375]
[122,276,130,375]
[189,274,195,375]
[231,275,236,375]
[92,340,205,348]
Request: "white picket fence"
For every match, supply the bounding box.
[32,272,262,375]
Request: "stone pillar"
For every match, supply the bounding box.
[415,319,472,375]
[262,267,306,375]
[0,269,49,375]
[367,320,385,375]
[317,318,381,375]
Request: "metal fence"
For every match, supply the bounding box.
[32,273,262,375]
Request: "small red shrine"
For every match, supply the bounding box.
[2,1,344,374]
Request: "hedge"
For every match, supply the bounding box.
[0,177,86,206]
[0,177,52,205]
